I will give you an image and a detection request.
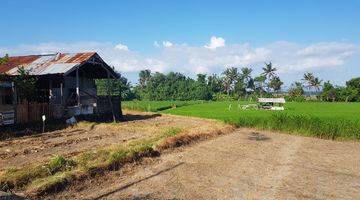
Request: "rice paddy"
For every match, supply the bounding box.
[125,101,360,140]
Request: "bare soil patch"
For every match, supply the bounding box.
[50,128,360,200]
[0,110,229,172]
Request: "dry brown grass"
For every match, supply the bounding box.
[0,111,234,198]
[157,126,234,150]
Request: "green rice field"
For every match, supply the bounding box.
[124,101,360,140]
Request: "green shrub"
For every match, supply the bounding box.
[47,156,76,175]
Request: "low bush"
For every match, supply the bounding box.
[47,156,76,175]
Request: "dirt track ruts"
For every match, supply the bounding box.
[50,128,360,200]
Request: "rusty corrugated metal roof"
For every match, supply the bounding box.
[0,52,96,75]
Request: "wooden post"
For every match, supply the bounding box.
[49,79,53,102]
[12,82,17,124]
[60,82,63,105]
[118,81,123,118]
[76,67,80,106]
[48,79,52,118]
[42,115,46,133]
[107,70,116,122]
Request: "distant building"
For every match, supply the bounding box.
[0,52,121,125]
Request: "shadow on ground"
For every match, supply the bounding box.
[0,191,26,200]
[90,162,184,200]
[121,113,161,122]
[248,132,271,141]
[0,119,68,141]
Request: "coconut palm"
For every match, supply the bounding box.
[311,77,323,92]
[262,62,277,92]
[302,72,315,92]
[240,67,252,81]
[294,81,303,89]
[139,69,151,89]
[222,67,239,95]
[261,62,277,79]
[240,67,253,92]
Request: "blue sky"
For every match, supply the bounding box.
[1,0,360,86]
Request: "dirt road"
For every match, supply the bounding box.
[53,128,360,200]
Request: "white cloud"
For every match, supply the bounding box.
[262,41,359,73]
[194,66,210,74]
[162,41,173,47]
[204,36,225,49]
[1,40,359,80]
[114,43,129,51]
[153,41,160,47]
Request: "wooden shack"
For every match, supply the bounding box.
[258,98,285,110]
[0,52,121,124]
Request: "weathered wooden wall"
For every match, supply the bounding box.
[16,102,63,124]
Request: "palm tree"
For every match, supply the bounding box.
[222,67,238,95]
[262,62,277,92]
[311,77,323,92]
[240,67,252,82]
[139,69,151,89]
[228,67,239,82]
[294,81,303,89]
[222,77,231,96]
[261,62,277,79]
[240,67,253,93]
[254,75,266,96]
[302,72,314,92]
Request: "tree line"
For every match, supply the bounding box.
[287,72,360,102]
[111,62,359,102]
[132,62,285,101]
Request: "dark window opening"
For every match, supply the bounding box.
[0,88,13,105]
[66,88,77,106]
